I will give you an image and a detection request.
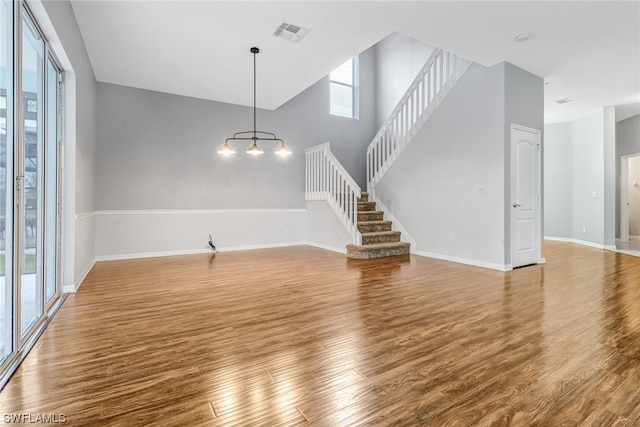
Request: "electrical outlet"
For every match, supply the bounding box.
[449,236,454,244]
[582,226,587,233]
[285,227,291,235]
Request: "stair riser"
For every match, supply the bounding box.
[358,223,392,233]
[358,194,369,203]
[362,233,401,245]
[358,212,384,222]
[357,202,377,212]
[347,245,410,259]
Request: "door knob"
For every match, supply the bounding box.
[513,203,521,208]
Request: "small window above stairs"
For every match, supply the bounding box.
[346,192,410,259]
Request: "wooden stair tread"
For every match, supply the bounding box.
[347,242,410,249]
[361,231,401,237]
[358,220,391,225]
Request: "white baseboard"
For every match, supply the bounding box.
[96,241,309,262]
[544,236,608,250]
[64,258,96,293]
[305,241,347,254]
[369,193,417,249]
[413,250,511,272]
[96,248,211,262]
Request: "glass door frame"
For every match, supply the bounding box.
[12,0,63,354]
[0,0,65,384]
[43,53,62,312]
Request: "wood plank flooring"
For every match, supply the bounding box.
[1,241,639,426]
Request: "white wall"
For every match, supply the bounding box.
[374,32,435,129]
[629,156,640,236]
[95,209,307,260]
[305,201,352,253]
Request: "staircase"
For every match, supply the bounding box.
[305,48,472,260]
[346,192,410,259]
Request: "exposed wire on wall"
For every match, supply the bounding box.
[208,234,218,253]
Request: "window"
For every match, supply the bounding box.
[330,56,359,119]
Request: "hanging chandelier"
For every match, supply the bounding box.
[218,47,291,156]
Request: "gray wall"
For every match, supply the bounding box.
[374,61,543,269]
[504,62,545,263]
[375,63,508,268]
[603,107,616,246]
[544,108,617,246]
[373,32,434,129]
[42,0,97,286]
[43,0,96,215]
[543,123,573,238]
[615,114,640,236]
[572,109,606,244]
[96,46,377,210]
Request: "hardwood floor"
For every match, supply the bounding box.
[1,241,639,426]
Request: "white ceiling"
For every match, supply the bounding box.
[69,1,640,124]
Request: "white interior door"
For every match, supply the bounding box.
[511,125,541,268]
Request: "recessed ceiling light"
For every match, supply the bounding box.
[555,98,572,104]
[515,33,532,42]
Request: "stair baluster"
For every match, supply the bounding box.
[305,142,362,246]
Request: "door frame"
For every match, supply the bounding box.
[620,152,640,243]
[510,124,543,269]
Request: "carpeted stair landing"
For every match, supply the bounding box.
[346,192,410,259]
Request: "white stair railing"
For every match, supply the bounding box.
[367,48,472,191]
[305,142,362,245]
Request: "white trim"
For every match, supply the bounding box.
[95,241,308,262]
[544,236,609,250]
[620,153,640,243]
[413,250,512,272]
[369,192,417,250]
[64,258,96,293]
[75,211,96,221]
[510,124,542,268]
[305,241,347,254]
[95,208,306,216]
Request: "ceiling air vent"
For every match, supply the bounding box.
[555,98,572,104]
[273,22,309,43]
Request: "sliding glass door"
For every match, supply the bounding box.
[45,58,60,307]
[0,0,14,364]
[0,0,62,374]
[20,8,45,338]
